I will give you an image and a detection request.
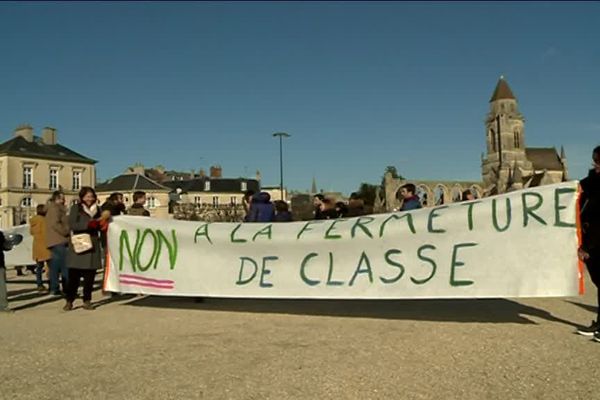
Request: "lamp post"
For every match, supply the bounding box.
[272,132,291,200]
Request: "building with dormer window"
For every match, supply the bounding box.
[0,125,96,227]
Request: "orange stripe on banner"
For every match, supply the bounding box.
[575,185,585,295]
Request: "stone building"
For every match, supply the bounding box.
[129,163,249,184]
[166,177,261,222]
[384,77,568,211]
[95,173,172,218]
[0,125,96,228]
[260,186,289,203]
[482,77,568,194]
[165,177,260,208]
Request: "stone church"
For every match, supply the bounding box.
[482,76,568,195]
[383,77,568,210]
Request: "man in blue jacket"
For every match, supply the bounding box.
[247,192,275,222]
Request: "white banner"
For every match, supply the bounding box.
[105,182,582,299]
[4,225,35,267]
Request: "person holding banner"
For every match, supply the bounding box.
[577,145,600,341]
[63,187,109,311]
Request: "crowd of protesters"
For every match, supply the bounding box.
[0,189,151,313]
[243,190,372,223]
[2,145,600,345]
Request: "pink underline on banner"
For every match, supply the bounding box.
[119,279,174,289]
[120,274,174,284]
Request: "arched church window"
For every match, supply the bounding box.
[434,186,446,206]
[514,130,520,148]
[451,186,463,202]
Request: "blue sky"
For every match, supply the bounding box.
[1,2,598,193]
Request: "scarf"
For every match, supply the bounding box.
[82,203,98,218]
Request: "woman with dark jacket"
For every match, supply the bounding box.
[64,187,109,311]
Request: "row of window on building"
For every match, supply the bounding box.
[193,196,241,207]
[20,167,82,191]
[196,181,248,192]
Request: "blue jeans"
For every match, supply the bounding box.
[49,244,68,293]
[35,261,46,287]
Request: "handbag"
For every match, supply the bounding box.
[71,232,93,254]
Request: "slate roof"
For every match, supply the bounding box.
[525,147,564,171]
[0,135,96,164]
[163,178,260,194]
[95,174,170,193]
[490,78,516,102]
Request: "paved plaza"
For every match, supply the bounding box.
[1,268,599,400]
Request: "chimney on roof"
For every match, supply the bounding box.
[210,165,222,178]
[126,163,145,175]
[14,124,34,142]
[41,127,57,145]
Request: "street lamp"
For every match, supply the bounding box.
[272,132,291,200]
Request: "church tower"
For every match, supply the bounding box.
[481,76,533,193]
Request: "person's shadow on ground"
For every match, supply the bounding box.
[6,273,586,328]
[118,296,579,327]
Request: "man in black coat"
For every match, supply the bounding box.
[577,145,600,340]
[0,231,22,313]
[0,231,9,313]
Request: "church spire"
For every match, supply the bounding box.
[311,176,317,194]
[490,76,516,102]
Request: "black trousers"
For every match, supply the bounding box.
[586,251,600,320]
[66,268,96,302]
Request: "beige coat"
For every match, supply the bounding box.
[29,215,51,262]
[45,201,70,248]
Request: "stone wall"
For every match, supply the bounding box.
[383,172,484,212]
[172,203,246,222]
